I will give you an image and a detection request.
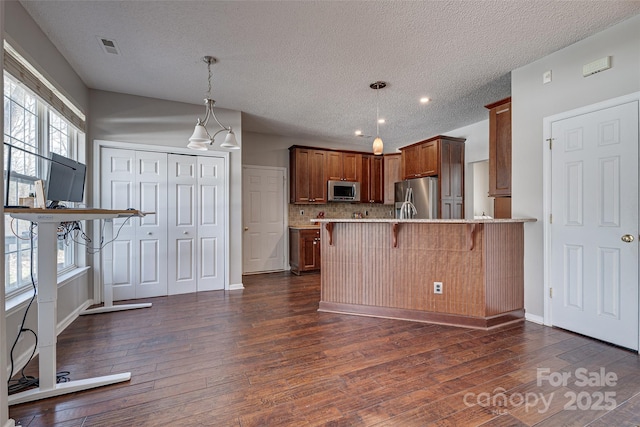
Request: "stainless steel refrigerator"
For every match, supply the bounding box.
[394,177,438,219]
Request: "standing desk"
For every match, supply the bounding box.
[4,208,146,405]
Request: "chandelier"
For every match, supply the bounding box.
[187,56,239,151]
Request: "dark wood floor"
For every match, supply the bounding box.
[9,272,640,426]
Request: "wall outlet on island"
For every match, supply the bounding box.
[434,282,443,294]
[299,209,304,216]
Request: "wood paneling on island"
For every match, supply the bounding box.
[318,219,534,329]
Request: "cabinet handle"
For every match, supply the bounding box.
[313,241,317,245]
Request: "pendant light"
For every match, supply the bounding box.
[187,56,240,151]
[370,81,386,156]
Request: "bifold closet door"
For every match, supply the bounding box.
[168,154,197,294]
[168,154,226,293]
[101,147,168,300]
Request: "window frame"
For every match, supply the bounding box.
[4,72,84,298]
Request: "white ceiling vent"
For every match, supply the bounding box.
[97,36,120,55]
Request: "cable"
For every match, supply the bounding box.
[69,215,132,254]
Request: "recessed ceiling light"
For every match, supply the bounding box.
[378,118,385,124]
[355,130,362,136]
[420,97,430,104]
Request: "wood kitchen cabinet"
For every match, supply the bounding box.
[361,155,384,203]
[290,147,327,204]
[383,153,402,205]
[326,151,361,181]
[289,227,321,275]
[399,135,465,219]
[402,140,438,179]
[486,97,511,197]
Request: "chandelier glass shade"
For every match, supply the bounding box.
[187,56,239,151]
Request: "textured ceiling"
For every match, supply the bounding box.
[18,1,640,152]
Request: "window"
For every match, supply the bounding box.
[4,73,84,296]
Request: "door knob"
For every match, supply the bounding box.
[621,234,635,243]
[147,232,152,235]
[183,231,188,235]
[244,227,249,231]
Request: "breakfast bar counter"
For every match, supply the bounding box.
[316,218,535,329]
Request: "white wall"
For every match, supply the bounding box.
[89,89,244,289]
[512,14,640,318]
[2,0,90,395]
[242,130,370,169]
[439,120,490,219]
[0,1,12,424]
[3,0,88,114]
[472,161,493,218]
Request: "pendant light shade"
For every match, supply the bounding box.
[370,81,387,156]
[187,56,240,151]
[220,129,240,149]
[372,136,384,156]
[188,123,210,143]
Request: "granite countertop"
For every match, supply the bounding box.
[313,218,537,224]
[289,225,321,229]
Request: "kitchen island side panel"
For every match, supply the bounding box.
[320,222,489,318]
[483,222,525,316]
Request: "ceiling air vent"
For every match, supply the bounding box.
[97,36,120,55]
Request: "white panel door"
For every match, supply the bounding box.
[101,147,137,300]
[168,154,197,295]
[101,147,168,300]
[135,151,168,298]
[196,156,225,291]
[551,101,638,350]
[242,166,285,273]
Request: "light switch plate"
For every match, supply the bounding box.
[543,70,552,84]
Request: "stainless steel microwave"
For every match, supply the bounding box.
[328,180,360,202]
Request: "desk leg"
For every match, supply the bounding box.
[8,222,131,406]
[81,218,151,315]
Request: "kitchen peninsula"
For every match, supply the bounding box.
[317,218,535,329]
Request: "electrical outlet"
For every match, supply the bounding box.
[365,210,369,216]
[434,282,443,294]
[299,210,304,216]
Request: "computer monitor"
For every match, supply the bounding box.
[46,153,86,208]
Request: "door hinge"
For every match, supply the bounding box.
[549,288,553,298]
[546,138,554,149]
[549,214,553,224]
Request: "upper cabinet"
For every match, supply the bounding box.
[485,97,512,197]
[402,140,439,179]
[383,154,402,205]
[399,136,465,219]
[290,147,327,204]
[361,155,384,204]
[326,151,361,181]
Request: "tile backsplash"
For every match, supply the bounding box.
[288,203,394,226]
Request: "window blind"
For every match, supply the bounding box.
[3,43,86,132]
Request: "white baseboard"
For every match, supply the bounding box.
[228,283,245,291]
[7,299,92,379]
[58,299,93,334]
[3,419,17,427]
[525,313,544,325]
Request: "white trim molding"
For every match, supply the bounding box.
[92,139,232,296]
[542,92,640,346]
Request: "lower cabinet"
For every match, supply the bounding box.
[289,227,321,274]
